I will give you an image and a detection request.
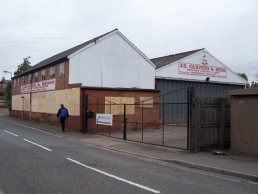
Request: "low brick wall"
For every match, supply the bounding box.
[11,110,81,132]
[0,103,7,108]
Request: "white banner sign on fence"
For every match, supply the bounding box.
[96,114,113,126]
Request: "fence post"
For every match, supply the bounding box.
[219,99,226,148]
[82,94,88,134]
[123,104,127,140]
[189,87,200,153]
[187,88,192,151]
[194,98,201,152]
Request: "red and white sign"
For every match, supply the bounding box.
[21,79,56,93]
[178,62,227,78]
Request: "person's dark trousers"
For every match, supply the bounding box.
[60,117,66,132]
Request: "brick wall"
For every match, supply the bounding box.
[11,61,161,134]
[12,60,81,95]
[11,60,82,132]
[11,110,81,132]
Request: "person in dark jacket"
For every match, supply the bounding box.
[57,104,69,132]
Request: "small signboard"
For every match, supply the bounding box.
[96,114,113,126]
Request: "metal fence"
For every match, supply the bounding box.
[88,88,191,150]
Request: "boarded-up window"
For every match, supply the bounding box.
[139,97,153,108]
[105,97,135,115]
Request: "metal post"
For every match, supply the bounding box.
[97,98,99,134]
[83,94,88,133]
[123,104,127,140]
[30,79,32,120]
[109,102,111,136]
[21,96,24,120]
[187,88,192,150]
[219,99,226,148]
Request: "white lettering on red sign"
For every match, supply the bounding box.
[21,79,56,93]
[178,62,227,78]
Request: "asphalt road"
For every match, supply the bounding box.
[0,114,257,194]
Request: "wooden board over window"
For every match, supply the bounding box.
[105,97,135,115]
[139,97,153,108]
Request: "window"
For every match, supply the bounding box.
[14,79,16,87]
[17,78,20,86]
[22,76,25,85]
[42,69,46,80]
[28,74,31,84]
[59,62,65,76]
[50,66,55,79]
[34,72,38,82]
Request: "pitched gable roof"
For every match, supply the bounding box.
[14,29,118,77]
[151,48,203,69]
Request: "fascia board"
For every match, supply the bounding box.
[155,76,246,85]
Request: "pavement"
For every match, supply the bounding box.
[1,112,258,182]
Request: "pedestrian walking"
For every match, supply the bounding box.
[57,104,69,132]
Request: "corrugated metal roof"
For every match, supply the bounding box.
[14,29,118,77]
[151,48,203,69]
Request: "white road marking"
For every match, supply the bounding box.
[248,181,258,185]
[3,130,19,137]
[23,138,52,152]
[0,118,55,136]
[66,157,160,194]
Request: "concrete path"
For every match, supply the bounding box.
[1,112,258,182]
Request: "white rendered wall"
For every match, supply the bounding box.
[156,50,247,85]
[69,33,155,89]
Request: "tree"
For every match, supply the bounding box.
[255,73,258,81]
[4,82,12,112]
[238,73,249,87]
[251,81,258,87]
[14,57,31,76]
[238,73,248,81]
[0,77,5,84]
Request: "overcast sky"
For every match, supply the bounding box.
[0,0,257,82]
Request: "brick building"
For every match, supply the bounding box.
[11,29,160,132]
[0,81,9,108]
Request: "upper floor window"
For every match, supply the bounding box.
[14,79,16,87]
[50,66,55,79]
[59,62,65,76]
[22,76,25,85]
[17,78,20,86]
[34,72,38,82]
[41,69,46,80]
[28,74,31,84]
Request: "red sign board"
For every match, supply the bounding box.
[178,62,227,78]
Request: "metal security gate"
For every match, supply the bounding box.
[85,88,192,150]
